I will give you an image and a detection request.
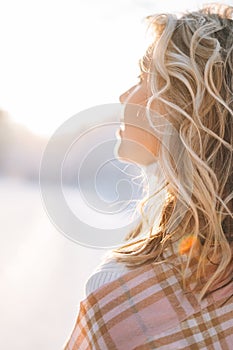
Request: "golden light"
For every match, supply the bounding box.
[178,234,201,257]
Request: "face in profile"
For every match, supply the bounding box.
[114,65,161,166]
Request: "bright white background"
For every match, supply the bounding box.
[0,1,230,349]
[0,0,222,136]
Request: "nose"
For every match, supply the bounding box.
[119,85,137,104]
[119,90,128,104]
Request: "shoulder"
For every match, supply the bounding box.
[85,250,131,297]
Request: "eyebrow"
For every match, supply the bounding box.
[138,58,145,72]
[138,54,150,72]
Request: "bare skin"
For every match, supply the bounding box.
[115,70,161,166]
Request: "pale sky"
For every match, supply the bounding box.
[0,0,229,136]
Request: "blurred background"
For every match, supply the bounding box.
[0,0,229,349]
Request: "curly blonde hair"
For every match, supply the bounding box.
[112,3,233,300]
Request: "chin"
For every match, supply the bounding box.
[114,141,133,164]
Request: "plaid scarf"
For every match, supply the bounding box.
[64,255,233,349]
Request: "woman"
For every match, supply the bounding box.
[64,3,233,349]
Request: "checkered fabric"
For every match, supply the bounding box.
[64,256,233,349]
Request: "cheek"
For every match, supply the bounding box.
[123,125,143,141]
[123,124,157,148]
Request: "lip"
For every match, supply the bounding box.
[115,122,125,139]
[115,128,123,139]
[120,121,125,130]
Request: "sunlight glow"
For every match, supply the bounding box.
[0,0,213,136]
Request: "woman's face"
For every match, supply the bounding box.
[114,69,161,166]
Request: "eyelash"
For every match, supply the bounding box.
[137,74,144,84]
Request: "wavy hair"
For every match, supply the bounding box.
[112,3,233,300]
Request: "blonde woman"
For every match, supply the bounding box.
[64,4,233,349]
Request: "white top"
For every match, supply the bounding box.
[85,250,131,297]
[85,162,161,297]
